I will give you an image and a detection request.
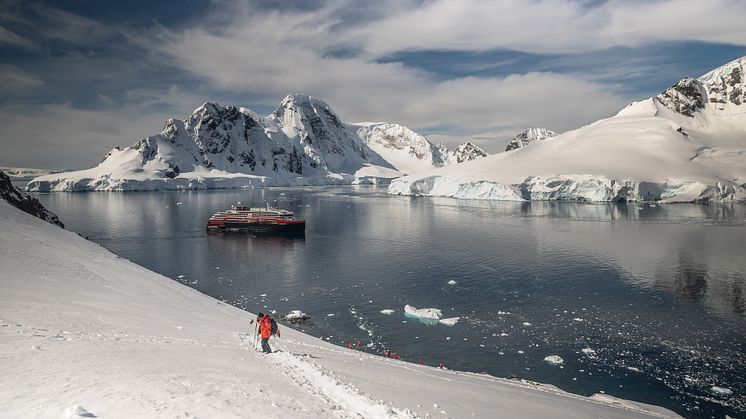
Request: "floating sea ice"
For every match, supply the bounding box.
[625,366,640,373]
[447,280,457,285]
[283,310,310,321]
[439,317,460,326]
[710,386,733,396]
[544,355,564,366]
[581,348,596,356]
[380,309,395,315]
[404,305,442,320]
[572,318,584,322]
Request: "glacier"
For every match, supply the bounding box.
[389,57,746,203]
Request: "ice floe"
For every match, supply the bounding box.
[438,317,460,326]
[581,348,596,356]
[710,386,733,396]
[404,305,442,320]
[544,355,564,366]
[282,310,310,321]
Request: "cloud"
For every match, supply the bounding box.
[0,86,205,169]
[0,25,35,48]
[355,0,746,56]
[2,0,741,168]
[151,0,630,147]
[0,64,43,90]
[0,1,115,47]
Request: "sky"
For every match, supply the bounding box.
[1,0,745,169]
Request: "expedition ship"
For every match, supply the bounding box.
[206,205,305,233]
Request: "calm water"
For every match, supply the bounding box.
[32,186,746,418]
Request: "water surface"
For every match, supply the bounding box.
[33,187,746,418]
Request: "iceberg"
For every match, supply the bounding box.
[710,386,733,396]
[282,310,310,321]
[404,305,442,320]
[543,355,564,366]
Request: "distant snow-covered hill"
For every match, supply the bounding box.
[390,56,746,203]
[0,167,70,181]
[26,95,482,192]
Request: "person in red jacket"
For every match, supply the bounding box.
[259,314,273,353]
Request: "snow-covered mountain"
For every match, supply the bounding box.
[390,57,746,203]
[505,128,558,151]
[27,95,476,192]
[0,170,63,227]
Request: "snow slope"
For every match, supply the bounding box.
[0,202,679,418]
[26,95,483,192]
[390,57,746,203]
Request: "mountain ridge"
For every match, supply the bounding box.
[27,95,486,192]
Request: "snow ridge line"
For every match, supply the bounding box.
[268,343,417,418]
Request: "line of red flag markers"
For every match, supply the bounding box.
[348,341,445,369]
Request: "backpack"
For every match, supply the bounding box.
[270,318,279,336]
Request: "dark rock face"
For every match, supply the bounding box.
[658,58,745,116]
[0,170,64,228]
[505,128,557,151]
[655,77,706,117]
[451,142,488,163]
[704,62,745,106]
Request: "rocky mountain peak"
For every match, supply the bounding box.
[450,142,488,163]
[655,77,707,117]
[274,94,339,123]
[655,56,746,117]
[271,94,350,159]
[505,128,558,151]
